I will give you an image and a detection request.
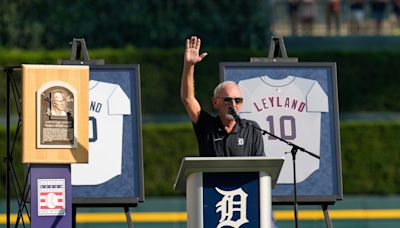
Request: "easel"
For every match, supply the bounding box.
[251,35,334,228]
[58,38,135,228]
[58,38,104,65]
[250,35,298,63]
[1,65,33,228]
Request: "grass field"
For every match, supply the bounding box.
[2,195,400,228]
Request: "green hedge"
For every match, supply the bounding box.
[1,48,400,115]
[142,123,197,195]
[1,121,400,196]
[340,121,400,194]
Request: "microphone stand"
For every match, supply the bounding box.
[243,121,320,228]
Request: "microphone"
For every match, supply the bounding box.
[228,107,244,128]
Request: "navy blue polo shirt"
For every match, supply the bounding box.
[193,110,265,157]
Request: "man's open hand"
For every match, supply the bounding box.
[184,36,208,65]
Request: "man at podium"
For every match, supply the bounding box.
[180,36,265,157]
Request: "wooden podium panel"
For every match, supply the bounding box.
[22,64,89,163]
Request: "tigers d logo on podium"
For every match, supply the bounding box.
[203,172,260,228]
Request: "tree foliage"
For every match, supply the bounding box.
[0,0,270,49]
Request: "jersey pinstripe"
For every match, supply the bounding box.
[71,80,131,185]
[238,75,328,183]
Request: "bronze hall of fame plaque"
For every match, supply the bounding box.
[37,81,78,148]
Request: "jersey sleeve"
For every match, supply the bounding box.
[306,81,329,113]
[238,78,260,113]
[108,85,131,115]
[239,84,252,113]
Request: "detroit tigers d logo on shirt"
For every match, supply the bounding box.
[237,137,244,146]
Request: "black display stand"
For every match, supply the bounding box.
[58,38,135,228]
[251,35,333,228]
[58,38,105,65]
[250,35,298,63]
[1,65,32,228]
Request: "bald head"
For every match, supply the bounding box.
[213,81,242,99]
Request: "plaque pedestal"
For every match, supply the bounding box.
[31,165,72,227]
[22,65,89,228]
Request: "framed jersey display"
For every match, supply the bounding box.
[71,65,144,205]
[220,62,342,204]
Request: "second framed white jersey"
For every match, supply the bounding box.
[238,75,328,183]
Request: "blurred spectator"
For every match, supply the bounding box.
[299,0,317,35]
[326,0,341,35]
[370,0,389,35]
[288,0,301,36]
[349,0,365,34]
[393,0,400,27]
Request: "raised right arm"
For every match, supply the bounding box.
[180,36,208,123]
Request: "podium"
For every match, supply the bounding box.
[174,157,284,228]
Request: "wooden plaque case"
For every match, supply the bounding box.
[22,64,89,163]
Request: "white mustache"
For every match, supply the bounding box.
[225,113,234,120]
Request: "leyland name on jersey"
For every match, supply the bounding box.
[238,75,328,184]
[71,80,131,185]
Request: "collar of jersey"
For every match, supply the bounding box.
[260,75,295,87]
[89,80,99,90]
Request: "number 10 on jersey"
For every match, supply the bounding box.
[265,115,296,141]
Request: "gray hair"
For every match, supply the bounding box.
[213,81,239,98]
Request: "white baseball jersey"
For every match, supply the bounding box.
[71,80,131,185]
[238,75,328,183]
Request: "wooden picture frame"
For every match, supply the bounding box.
[220,62,342,204]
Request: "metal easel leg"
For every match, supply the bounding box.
[322,204,333,228]
[124,207,134,228]
[72,205,77,228]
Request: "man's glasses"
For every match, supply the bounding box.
[222,97,243,104]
